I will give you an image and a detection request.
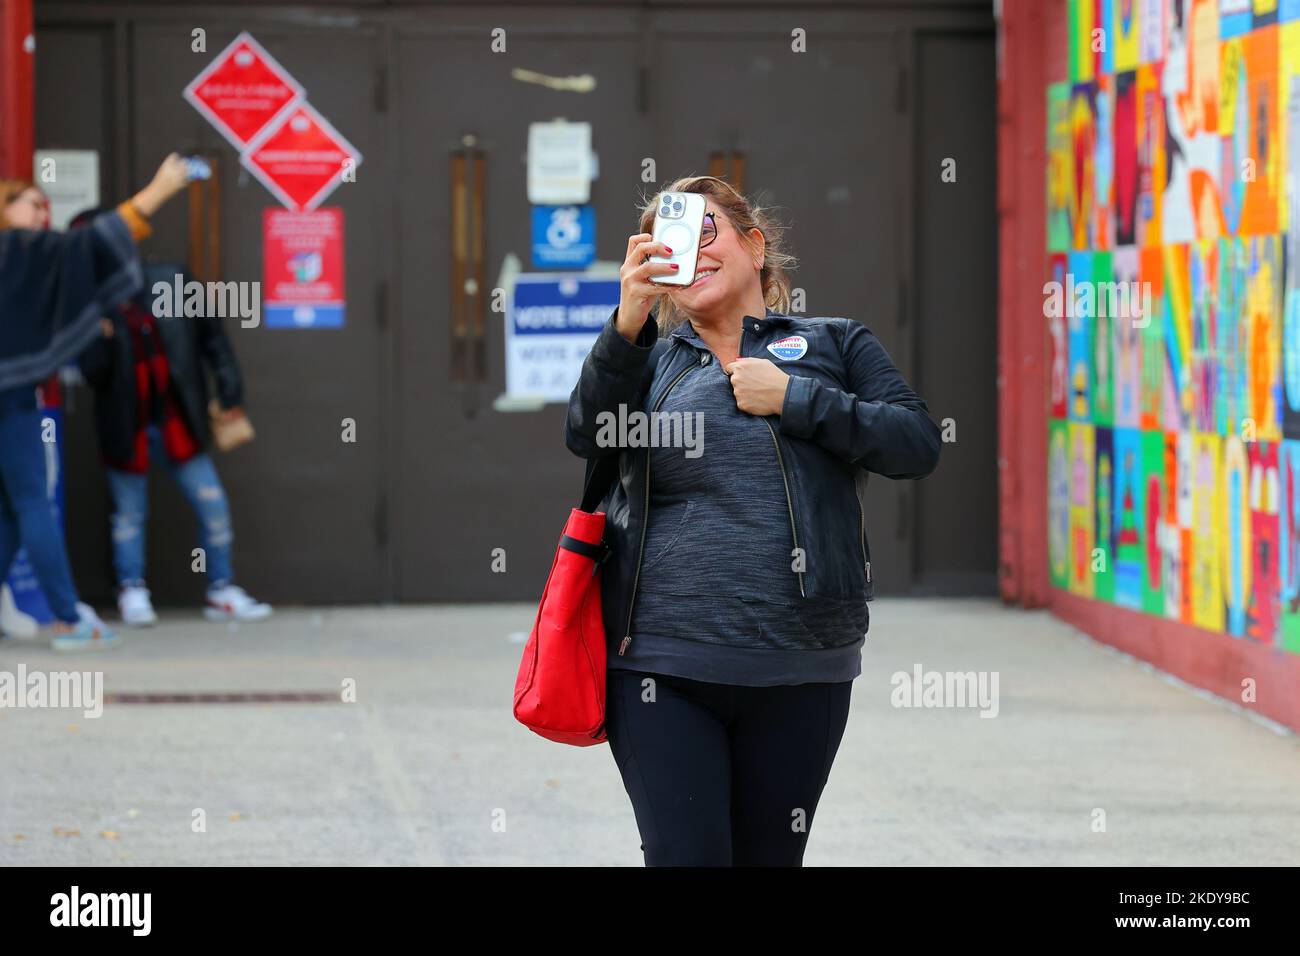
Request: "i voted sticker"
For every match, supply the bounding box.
[767,334,808,361]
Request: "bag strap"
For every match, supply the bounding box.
[559,534,607,562]
[579,455,619,514]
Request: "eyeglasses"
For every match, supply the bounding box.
[701,212,718,249]
[8,193,49,212]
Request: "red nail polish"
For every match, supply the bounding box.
[664,246,673,253]
[671,264,679,270]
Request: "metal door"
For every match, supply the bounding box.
[390,20,653,601]
[135,22,389,604]
[913,30,999,595]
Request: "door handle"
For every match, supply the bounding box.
[187,151,221,284]
[450,140,487,383]
[707,150,746,193]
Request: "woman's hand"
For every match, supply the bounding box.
[130,154,191,218]
[725,358,791,417]
[616,232,678,342]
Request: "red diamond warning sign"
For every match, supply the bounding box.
[183,32,304,150]
[241,102,363,211]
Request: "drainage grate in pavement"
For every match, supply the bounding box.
[104,691,342,705]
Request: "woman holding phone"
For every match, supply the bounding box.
[565,175,941,866]
[0,154,190,650]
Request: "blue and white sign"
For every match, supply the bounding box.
[531,204,595,269]
[507,273,620,402]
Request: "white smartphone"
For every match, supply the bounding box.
[649,191,707,285]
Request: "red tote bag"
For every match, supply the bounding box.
[513,458,617,746]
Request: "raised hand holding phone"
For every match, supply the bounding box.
[615,191,711,342]
[616,231,677,341]
[648,192,706,286]
[129,154,191,218]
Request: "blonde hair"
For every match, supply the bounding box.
[0,179,40,229]
[636,175,796,331]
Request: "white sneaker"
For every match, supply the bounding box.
[203,584,272,622]
[117,586,158,627]
[0,583,38,639]
[77,601,110,630]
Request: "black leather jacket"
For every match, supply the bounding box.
[565,306,942,658]
[78,263,244,463]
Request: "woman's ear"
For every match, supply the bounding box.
[748,227,766,270]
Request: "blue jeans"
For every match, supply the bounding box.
[0,387,81,623]
[106,426,234,589]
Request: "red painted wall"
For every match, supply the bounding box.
[998,0,1300,732]
[0,0,34,179]
[996,0,1052,606]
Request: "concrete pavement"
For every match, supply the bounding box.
[1,598,1297,865]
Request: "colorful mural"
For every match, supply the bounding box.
[1048,0,1300,652]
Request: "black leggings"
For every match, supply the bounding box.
[604,668,853,866]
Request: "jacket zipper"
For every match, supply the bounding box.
[763,419,806,598]
[742,321,805,598]
[619,343,694,656]
[857,495,871,586]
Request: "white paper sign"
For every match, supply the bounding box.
[33,149,100,230]
[527,121,592,204]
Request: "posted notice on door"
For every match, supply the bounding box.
[262,207,345,328]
